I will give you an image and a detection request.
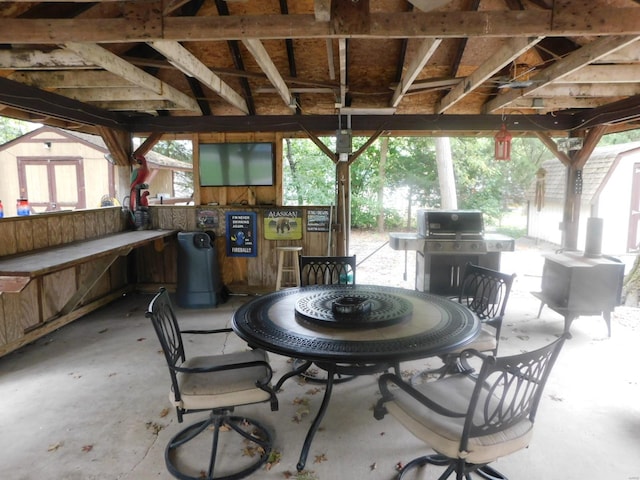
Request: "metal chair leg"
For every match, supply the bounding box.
[165,413,273,480]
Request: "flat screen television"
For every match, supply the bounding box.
[198,142,275,187]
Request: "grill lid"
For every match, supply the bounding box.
[418,209,484,237]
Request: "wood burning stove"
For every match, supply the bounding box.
[389,210,515,295]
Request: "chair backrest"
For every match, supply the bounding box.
[145,287,185,394]
[299,255,356,286]
[461,334,567,448]
[458,263,516,321]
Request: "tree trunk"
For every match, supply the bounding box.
[377,137,388,232]
[435,137,457,209]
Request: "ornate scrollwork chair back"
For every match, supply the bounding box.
[375,335,567,480]
[299,255,356,286]
[414,263,516,383]
[146,287,278,480]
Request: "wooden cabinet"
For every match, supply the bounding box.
[534,251,625,336]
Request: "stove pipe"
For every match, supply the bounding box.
[584,217,603,258]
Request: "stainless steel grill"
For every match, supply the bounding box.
[389,210,515,295]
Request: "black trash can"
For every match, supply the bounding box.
[176,231,222,308]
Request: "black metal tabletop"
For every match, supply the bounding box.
[232,284,480,364]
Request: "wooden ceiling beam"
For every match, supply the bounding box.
[8,70,133,88]
[532,84,640,97]
[4,10,640,44]
[242,38,293,109]
[483,35,640,113]
[437,36,542,113]
[63,42,201,113]
[391,38,442,108]
[97,126,132,167]
[148,40,249,114]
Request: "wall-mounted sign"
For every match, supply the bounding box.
[263,208,302,240]
[306,208,331,232]
[197,209,219,229]
[226,211,257,257]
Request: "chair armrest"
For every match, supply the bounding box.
[374,372,466,420]
[180,327,233,335]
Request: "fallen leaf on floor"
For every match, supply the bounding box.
[313,453,327,464]
[396,461,404,471]
[370,462,377,470]
[549,394,564,402]
[305,387,321,395]
[108,372,117,377]
[145,422,164,435]
[81,445,93,452]
[159,408,170,417]
[137,337,146,342]
[265,449,281,470]
[517,335,530,341]
[293,404,310,423]
[47,441,63,452]
[98,329,108,334]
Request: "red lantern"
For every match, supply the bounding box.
[494,123,512,161]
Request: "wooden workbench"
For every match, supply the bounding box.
[0,229,177,357]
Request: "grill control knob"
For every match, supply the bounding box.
[495,242,502,250]
[453,242,461,250]
[470,243,478,250]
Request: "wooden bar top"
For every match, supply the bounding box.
[0,229,177,278]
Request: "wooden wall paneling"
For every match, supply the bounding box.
[171,206,193,231]
[0,295,6,346]
[32,217,50,250]
[95,208,107,237]
[109,256,129,291]
[73,212,86,241]
[0,221,17,256]
[80,260,112,304]
[84,210,99,238]
[5,280,39,338]
[41,268,76,321]
[137,243,166,284]
[16,218,35,253]
[46,215,63,247]
[59,212,76,244]
[161,239,178,285]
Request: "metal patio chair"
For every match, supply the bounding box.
[375,335,567,480]
[414,262,516,382]
[146,287,278,480]
[290,255,357,383]
[299,255,357,286]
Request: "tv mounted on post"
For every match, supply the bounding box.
[198,142,275,187]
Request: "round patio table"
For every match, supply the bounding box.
[232,284,479,471]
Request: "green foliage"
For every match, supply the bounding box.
[0,117,39,145]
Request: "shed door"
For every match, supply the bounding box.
[18,158,86,212]
[629,162,640,252]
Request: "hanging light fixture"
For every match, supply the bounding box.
[494,123,512,161]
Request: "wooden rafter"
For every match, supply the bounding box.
[391,38,442,108]
[438,36,543,113]
[484,35,640,113]
[63,42,201,113]
[148,40,249,114]
[242,38,293,109]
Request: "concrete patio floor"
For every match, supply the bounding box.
[1,241,639,480]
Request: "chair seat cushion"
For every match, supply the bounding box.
[384,374,533,464]
[171,349,273,411]
[449,326,497,354]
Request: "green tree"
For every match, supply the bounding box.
[282,138,337,206]
[0,117,39,144]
